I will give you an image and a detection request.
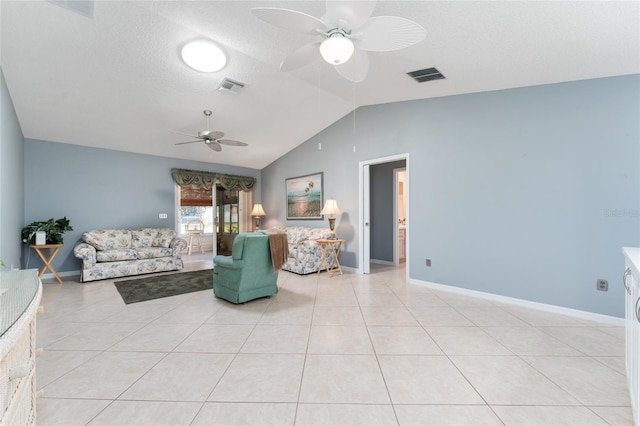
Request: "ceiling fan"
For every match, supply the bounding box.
[251,1,426,82]
[173,110,248,152]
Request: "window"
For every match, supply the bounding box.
[178,186,214,234]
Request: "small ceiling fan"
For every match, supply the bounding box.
[173,110,248,152]
[251,0,426,82]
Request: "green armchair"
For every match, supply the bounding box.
[213,232,278,304]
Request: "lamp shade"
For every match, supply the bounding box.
[181,39,227,72]
[319,35,354,65]
[251,203,266,217]
[321,199,340,216]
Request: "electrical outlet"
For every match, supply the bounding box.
[425,258,432,267]
[597,279,608,291]
[159,213,168,219]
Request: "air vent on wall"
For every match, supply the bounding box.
[217,78,245,95]
[407,67,445,83]
[48,0,94,18]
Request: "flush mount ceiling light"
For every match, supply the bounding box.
[319,31,354,65]
[180,39,227,73]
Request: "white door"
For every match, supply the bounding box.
[363,164,371,274]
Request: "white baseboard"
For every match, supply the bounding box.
[408,278,624,326]
[34,264,621,325]
[37,269,81,281]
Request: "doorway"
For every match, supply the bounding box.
[394,167,407,265]
[358,153,410,280]
[215,187,240,256]
[176,184,253,258]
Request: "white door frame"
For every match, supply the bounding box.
[358,153,410,281]
[362,164,371,274]
[212,187,218,257]
[174,183,217,255]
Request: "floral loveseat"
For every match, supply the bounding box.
[268,226,336,274]
[73,228,187,282]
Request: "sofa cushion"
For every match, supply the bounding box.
[153,228,177,248]
[283,226,335,245]
[306,227,335,240]
[284,227,307,245]
[96,249,137,262]
[137,247,173,260]
[131,228,159,248]
[83,229,132,250]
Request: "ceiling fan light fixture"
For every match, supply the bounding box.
[319,33,354,65]
[180,40,227,73]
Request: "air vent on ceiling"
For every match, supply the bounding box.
[217,78,245,95]
[48,0,94,18]
[407,67,445,83]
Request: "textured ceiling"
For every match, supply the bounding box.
[1,1,638,169]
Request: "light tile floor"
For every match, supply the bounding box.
[35,254,634,425]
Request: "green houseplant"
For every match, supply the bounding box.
[21,217,73,245]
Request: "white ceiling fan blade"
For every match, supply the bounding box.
[207,141,222,152]
[171,131,200,139]
[175,140,201,146]
[251,7,327,34]
[354,16,426,52]
[280,41,321,72]
[324,1,376,30]
[217,139,248,147]
[334,48,369,82]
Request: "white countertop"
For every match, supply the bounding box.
[0,269,40,338]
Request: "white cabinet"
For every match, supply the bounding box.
[398,226,406,261]
[623,247,640,426]
[0,269,42,426]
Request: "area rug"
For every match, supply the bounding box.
[114,269,213,304]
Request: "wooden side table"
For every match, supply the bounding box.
[30,244,63,284]
[316,239,345,277]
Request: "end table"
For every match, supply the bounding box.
[30,244,63,284]
[316,239,345,277]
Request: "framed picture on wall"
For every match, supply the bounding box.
[286,172,323,220]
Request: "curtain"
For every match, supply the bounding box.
[171,168,256,191]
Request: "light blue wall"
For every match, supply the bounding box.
[370,160,405,262]
[0,68,25,269]
[262,75,640,317]
[23,139,260,273]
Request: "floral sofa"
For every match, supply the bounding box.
[268,226,336,274]
[73,228,188,282]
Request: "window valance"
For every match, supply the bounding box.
[171,168,256,192]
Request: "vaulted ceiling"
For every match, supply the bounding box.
[2,1,638,169]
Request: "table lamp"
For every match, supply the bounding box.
[320,199,340,232]
[251,203,266,230]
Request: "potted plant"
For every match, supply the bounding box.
[21,217,73,245]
